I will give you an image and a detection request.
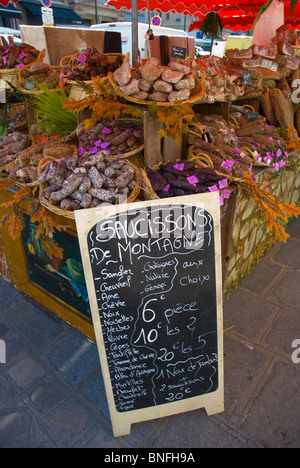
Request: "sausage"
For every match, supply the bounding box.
[88,166,104,189]
[103,176,116,188]
[60,198,72,210]
[104,167,115,178]
[110,129,132,146]
[80,193,92,208]
[78,176,92,193]
[70,190,83,201]
[46,162,57,183]
[49,173,85,204]
[80,151,105,167]
[66,154,78,170]
[55,159,67,183]
[108,159,124,170]
[88,188,117,203]
[115,171,134,188]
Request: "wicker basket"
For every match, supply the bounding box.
[18,65,62,94]
[140,167,160,200]
[6,142,77,188]
[1,49,46,90]
[61,52,125,79]
[7,102,27,129]
[42,143,77,159]
[38,157,142,220]
[141,162,235,218]
[0,68,19,89]
[77,118,145,167]
[108,71,206,107]
[292,46,300,58]
[188,146,242,182]
[239,145,270,167]
[66,81,93,100]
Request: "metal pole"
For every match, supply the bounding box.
[95,0,99,24]
[132,0,138,67]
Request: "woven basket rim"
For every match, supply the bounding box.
[38,157,142,219]
[188,147,243,182]
[77,117,144,159]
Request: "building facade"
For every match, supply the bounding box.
[1,0,196,36]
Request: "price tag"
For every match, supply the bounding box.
[243,70,252,86]
[171,46,187,59]
[247,112,259,122]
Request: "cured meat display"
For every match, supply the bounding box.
[112,57,197,102]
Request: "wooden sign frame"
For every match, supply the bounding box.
[75,193,224,437]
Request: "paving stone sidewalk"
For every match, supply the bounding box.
[0,218,299,448]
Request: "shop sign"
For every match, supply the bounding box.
[75,194,224,437]
[41,6,54,26]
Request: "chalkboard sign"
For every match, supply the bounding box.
[247,112,259,122]
[171,45,187,59]
[75,194,224,437]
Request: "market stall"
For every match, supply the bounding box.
[0,16,299,341]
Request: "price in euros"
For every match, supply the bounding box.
[133,298,161,345]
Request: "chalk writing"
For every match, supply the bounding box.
[87,205,218,412]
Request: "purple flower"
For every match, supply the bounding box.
[101,141,110,149]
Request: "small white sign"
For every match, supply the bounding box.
[0,339,6,364]
[41,6,54,25]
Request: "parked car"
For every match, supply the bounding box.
[0,27,21,46]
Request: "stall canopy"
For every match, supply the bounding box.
[0,0,19,6]
[0,3,21,18]
[106,0,300,24]
[188,3,300,31]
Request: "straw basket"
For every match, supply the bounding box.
[38,157,142,220]
[18,65,63,94]
[141,162,233,220]
[140,166,160,200]
[77,118,145,168]
[292,46,300,58]
[7,102,27,129]
[239,145,270,167]
[7,142,77,188]
[108,71,206,107]
[188,146,242,182]
[60,52,125,100]
[1,49,46,90]
[0,68,19,89]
